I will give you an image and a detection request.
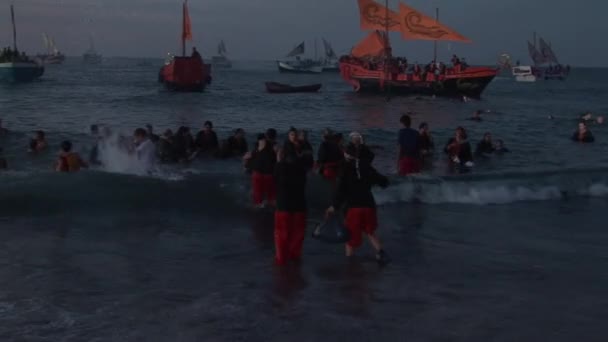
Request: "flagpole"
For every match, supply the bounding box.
[182,1,186,57]
[433,7,438,63]
[384,0,391,101]
[10,4,18,53]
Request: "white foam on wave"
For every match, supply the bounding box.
[375,179,608,206]
[96,133,185,181]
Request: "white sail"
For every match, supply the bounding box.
[286,41,305,57]
[217,40,227,56]
[527,40,545,65]
[322,38,337,59]
[42,33,51,54]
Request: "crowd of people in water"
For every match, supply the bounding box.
[0,47,31,63]
[0,111,603,266]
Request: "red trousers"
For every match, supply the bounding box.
[345,208,378,248]
[274,211,306,265]
[321,162,340,181]
[399,157,421,176]
[252,172,275,205]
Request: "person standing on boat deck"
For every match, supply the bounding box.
[56,140,88,173]
[245,134,277,208]
[397,114,421,175]
[273,147,308,266]
[326,134,390,265]
[572,122,595,143]
[195,121,219,156]
[191,47,202,60]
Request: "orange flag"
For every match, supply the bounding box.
[182,1,193,41]
[358,0,401,32]
[352,31,388,58]
[398,3,471,42]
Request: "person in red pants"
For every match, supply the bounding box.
[244,134,277,208]
[326,133,390,265]
[397,114,421,175]
[274,146,308,266]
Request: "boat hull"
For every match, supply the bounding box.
[159,56,212,92]
[211,56,232,68]
[265,82,322,94]
[339,61,498,98]
[0,62,44,83]
[277,61,323,74]
[37,54,65,65]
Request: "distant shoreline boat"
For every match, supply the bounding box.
[83,37,102,64]
[277,41,323,74]
[158,0,212,92]
[36,33,65,65]
[211,40,232,68]
[0,5,44,83]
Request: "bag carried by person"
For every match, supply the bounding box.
[310,216,350,244]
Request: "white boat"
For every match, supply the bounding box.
[83,36,102,64]
[512,66,536,82]
[321,38,339,72]
[211,40,232,68]
[36,33,65,65]
[277,41,323,74]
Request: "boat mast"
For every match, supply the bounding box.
[433,8,439,62]
[384,0,390,81]
[10,4,18,52]
[181,2,186,57]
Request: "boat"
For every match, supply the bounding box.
[525,32,569,81]
[0,5,44,83]
[158,0,212,92]
[512,65,538,82]
[339,0,498,98]
[36,33,65,65]
[321,39,339,72]
[277,42,323,74]
[83,37,102,64]
[265,82,322,93]
[211,40,232,68]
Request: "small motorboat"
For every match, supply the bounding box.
[265,82,322,94]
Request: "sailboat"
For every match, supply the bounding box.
[339,0,497,97]
[37,33,65,65]
[516,33,569,81]
[277,41,323,74]
[82,37,102,64]
[0,4,44,83]
[158,0,212,92]
[321,38,339,72]
[211,40,232,68]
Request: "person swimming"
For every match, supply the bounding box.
[475,132,495,156]
[219,128,248,159]
[133,128,157,167]
[195,121,219,156]
[494,139,510,154]
[158,129,176,163]
[444,127,474,167]
[56,140,88,172]
[468,110,483,122]
[28,130,48,153]
[572,122,595,143]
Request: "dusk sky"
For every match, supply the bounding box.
[1,0,605,66]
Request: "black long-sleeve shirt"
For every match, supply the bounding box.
[250,145,276,174]
[333,162,388,209]
[274,160,307,212]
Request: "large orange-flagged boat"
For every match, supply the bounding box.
[340,0,498,98]
[158,0,211,92]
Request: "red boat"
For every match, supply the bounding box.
[158,1,211,92]
[340,0,498,98]
[265,82,322,94]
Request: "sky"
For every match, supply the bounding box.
[1,0,606,66]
